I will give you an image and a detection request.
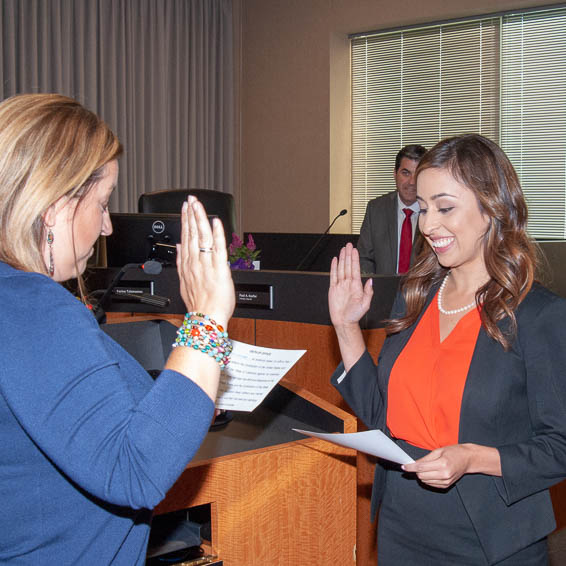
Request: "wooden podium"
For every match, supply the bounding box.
[153,379,356,565]
[95,269,398,565]
[103,314,357,565]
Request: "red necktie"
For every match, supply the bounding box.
[398,208,413,274]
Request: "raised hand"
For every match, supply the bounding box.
[176,196,235,327]
[328,243,373,371]
[329,243,373,327]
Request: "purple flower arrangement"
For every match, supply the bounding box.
[228,233,261,270]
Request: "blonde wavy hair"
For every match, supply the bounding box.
[0,93,122,277]
[387,134,538,349]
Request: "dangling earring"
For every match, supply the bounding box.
[47,229,55,277]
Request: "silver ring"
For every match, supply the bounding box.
[199,247,214,253]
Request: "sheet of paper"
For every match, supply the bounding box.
[216,340,306,412]
[292,428,414,465]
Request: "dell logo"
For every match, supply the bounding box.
[152,220,165,234]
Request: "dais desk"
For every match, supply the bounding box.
[94,267,566,564]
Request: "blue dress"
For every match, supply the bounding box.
[0,262,214,565]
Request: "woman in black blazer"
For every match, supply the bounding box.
[329,134,566,565]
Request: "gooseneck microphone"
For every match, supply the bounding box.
[92,260,164,323]
[296,209,348,271]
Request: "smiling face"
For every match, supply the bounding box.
[417,167,490,275]
[44,160,118,281]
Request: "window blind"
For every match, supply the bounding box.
[351,19,499,232]
[352,6,566,239]
[501,8,566,238]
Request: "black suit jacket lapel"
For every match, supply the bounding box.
[386,192,399,272]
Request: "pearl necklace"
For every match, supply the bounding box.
[437,273,477,315]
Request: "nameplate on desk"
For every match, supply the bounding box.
[235,283,273,309]
[114,280,155,296]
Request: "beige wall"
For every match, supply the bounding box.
[237,0,563,234]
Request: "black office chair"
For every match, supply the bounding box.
[137,188,236,429]
[138,188,237,239]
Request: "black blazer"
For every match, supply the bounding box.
[356,190,420,275]
[332,284,566,565]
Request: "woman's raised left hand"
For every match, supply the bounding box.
[176,196,235,328]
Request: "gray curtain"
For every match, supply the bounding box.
[0,0,234,213]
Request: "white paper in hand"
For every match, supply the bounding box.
[293,428,414,465]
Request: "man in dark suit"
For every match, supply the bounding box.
[357,144,427,274]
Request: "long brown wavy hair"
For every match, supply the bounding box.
[387,134,538,349]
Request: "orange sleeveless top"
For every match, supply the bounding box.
[386,293,481,450]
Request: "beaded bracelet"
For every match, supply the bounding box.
[172,312,232,369]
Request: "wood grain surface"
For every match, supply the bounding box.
[154,381,357,565]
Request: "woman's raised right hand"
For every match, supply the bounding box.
[176,196,235,328]
[329,243,373,328]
